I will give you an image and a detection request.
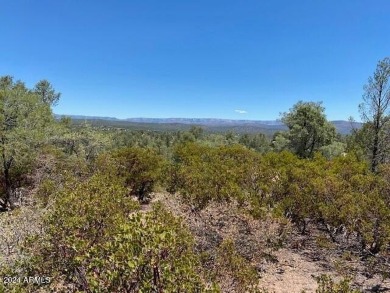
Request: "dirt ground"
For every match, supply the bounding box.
[147,192,390,293]
[259,248,390,293]
[259,248,329,293]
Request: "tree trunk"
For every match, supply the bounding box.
[1,151,13,211]
[371,111,381,173]
[372,132,379,173]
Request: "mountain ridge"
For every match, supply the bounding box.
[54,114,362,134]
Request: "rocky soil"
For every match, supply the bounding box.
[147,192,390,293]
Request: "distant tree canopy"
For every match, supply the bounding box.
[0,76,55,210]
[280,101,336,158]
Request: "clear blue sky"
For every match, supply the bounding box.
[1,0,389,120]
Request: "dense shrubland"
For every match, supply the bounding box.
[166,142,390,255]
[1,58,389,292]
[2,174,216,292]
[4,138,387,291]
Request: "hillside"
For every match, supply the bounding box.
[56,115,362,135]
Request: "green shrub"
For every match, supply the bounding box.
[169,143,253,209]
[87,203,216,292]
[9,175,216,292]
[216,239,261,293]
[36,178,57,207]
[315,274,361,293]
[97,147,165,202]
[18,174,140,291]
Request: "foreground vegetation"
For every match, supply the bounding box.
[0,57,389,292]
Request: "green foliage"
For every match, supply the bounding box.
[105,147,165,201]
[216,239,260,292]
[281,101,336,158]
[25,175,140,280]
[346,123,372,159]
[14,174,136,290]
[239,133,270,153]
[189,125,204,139]
[315,274,361,293]
[34,79,61,106]
[359,57,390,172]
[87,203,215,292]
[166,139,390,253]
[277,154,329,232]
[319,141,346,160]
[51,121,113,163]
[378,163,390,205]
[168,142,257,209]
[272,132,291,152]
[0,76,54,209]
[14,174,215,292]
[35,178,57,207]
[36,144,91,185]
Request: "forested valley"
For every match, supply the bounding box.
[1,58,390,292]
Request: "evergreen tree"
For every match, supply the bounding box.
[0,76,54,210]
[281,101,336,158]
[359,57,390,172]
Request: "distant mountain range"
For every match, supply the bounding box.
[55,114,362,135]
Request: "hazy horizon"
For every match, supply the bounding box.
[54,113,362,123]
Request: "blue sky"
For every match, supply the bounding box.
[1,0,389,120]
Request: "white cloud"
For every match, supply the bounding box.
[235,109,247,114]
